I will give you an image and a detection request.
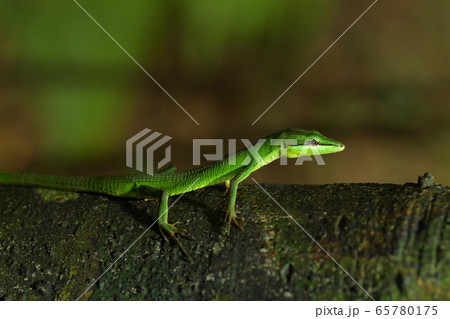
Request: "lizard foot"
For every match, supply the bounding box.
[225,210,244,235]
[158,221,194,262]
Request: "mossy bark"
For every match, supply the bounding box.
[0,175,448,300]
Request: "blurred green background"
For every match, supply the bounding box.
[0,0,449,184]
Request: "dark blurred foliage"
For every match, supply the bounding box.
[0,0,449,184]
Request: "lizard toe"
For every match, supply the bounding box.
[158,222,193,262]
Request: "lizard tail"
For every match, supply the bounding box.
[0,172,96,193]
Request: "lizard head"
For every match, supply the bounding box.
[268,128,345,158]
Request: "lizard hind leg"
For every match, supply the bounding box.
[157,191,194,262]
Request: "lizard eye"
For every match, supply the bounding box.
[309,139,319,146]
[282,142,287,149]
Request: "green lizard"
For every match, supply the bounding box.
[0,129,344,259]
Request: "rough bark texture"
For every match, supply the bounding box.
[0,174,448,300]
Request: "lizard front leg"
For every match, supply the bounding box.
[225,164,257,235]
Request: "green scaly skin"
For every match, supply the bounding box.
[0,129,345,259]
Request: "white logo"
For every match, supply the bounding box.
[126,130,326,173]
[126,129,172,175]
